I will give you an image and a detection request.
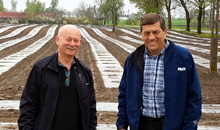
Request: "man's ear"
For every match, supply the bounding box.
[55,36,59,46]
[164,28,168,36]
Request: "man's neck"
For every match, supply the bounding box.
[58,53,74,70]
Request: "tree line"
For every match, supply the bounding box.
[0,0,219,72]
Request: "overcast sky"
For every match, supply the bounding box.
[2,0,138,14]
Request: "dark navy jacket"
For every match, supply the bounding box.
[116,40,202,130]
[18,53,97,130]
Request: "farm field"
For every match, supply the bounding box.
[0,24,220,129]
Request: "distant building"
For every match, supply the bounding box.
[119,16,128,21]
[35,13,55,18]
[0,11,25,23]
[0,11,55,23]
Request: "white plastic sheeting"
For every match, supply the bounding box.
[0,25,58,75]
[92,28,136,53]
[0,24,37,39]
[0,24,25,34]
[79,27,123,88]
[0,25,48,51]
[1,100,220,114]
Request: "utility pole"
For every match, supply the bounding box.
[210,0,219,72]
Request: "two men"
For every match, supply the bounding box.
[116,13,202,130]
[18,25,97,130]
[18,13,202,130]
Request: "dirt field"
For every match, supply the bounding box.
[0,24,219,128]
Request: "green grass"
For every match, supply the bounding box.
[175,30,211,38]
[117,24,140,29]
[171,26,218,31]
[173,30,220,38]
[171,26,220,38]
[112,19,220,38]
[118,20,127,25]
[165,18,187,26]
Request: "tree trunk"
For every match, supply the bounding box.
[180,0,190,31]
[197,6,203,34]
[210,0,219,72]
[202,7,205,25]
[209,5,212,25]
[115,14,118,25]
[168,9,172,30]
[164,0,172,30]
[104,18,106,25]
[112,12,115,32]
[186,13,191,31]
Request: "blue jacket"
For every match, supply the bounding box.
[116,41,202,130]
[18,53,97,130]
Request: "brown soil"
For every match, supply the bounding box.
[0,25,26,37]
[0,25,38,43]
[0,25,219,129]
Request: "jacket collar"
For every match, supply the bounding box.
[130,44,145,74]
[164,40,175,64]
[47,53,59,72]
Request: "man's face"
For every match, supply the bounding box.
[56,27,81,57]
[141,21,167,56]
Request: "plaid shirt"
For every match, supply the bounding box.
[142,41,170,118]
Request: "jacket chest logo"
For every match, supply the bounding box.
[178,67,186,71]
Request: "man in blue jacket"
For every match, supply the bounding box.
[18,25,97,130]
[116,13,202,130]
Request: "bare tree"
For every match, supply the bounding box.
[11,0,17,12]
[210,0,219,72]
[76,2,87,18]
[164,0,175,30]
[102,0,124,31]
[84,6,96,24]
[178,0,192,31]
[195,0,205,34]
[94,0,106,25]
[73,2,97,24]
[192,0,211,34]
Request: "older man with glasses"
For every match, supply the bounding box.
[18,25,97,130]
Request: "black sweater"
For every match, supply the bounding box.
[52,64,82,130]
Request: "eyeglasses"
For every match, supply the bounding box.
[65,70,70,86]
